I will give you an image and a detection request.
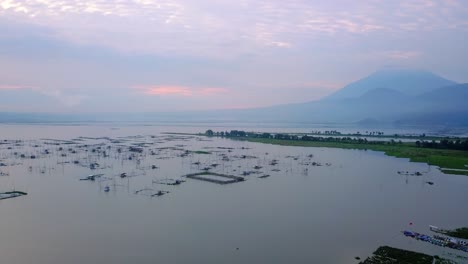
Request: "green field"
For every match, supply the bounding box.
[236,137,468,176]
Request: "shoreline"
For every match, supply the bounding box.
[166,132,468,176]
[237,137,468,176]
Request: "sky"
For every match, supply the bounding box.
[0,0,467,112]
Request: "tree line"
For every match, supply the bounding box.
[205,130,468,151]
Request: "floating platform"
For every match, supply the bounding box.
[403,230,468,253]
[0,191,28,200]
[185,172,245,184]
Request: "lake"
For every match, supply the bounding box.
[1,124,467,264]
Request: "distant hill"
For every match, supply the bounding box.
[324,69,457,100]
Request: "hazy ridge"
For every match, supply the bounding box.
[1,69,467,127]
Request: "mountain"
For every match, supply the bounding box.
[394,83,468,126]
[223,71,467,126]
[418,83,468,106]
[325,69,457,100]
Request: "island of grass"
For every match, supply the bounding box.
[360,246,456,264]
[183,130,468,176]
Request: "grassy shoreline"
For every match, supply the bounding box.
[238,137,468,175]
[164,132,468,176]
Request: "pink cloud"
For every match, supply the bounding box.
[142,86,193,96]
[132,85,228,97]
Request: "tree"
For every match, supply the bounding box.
[205,129,214,136]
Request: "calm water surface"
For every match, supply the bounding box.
[1,124,467,264]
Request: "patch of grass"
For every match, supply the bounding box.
[238,138,468,175]
[446,227,468,239]
[360,246,452,264]
[442,170,468,176]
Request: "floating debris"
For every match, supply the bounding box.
[80,174,104,181]
[135,188,153,194]
[89,162,100,170]
[151,190,169,197]
[135,188,169,197]
[129,146,144,153]
[242,171,260,176]
[153,179,185,186]
[398,171,423,176]
[185,172,245,185]
[0,191,28,200]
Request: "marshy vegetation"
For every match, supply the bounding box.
[200,130,468,175]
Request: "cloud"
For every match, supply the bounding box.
[1,0,466,57]
[0,84,36,90]
[384,50,422,60]
[133,85,228,97]
[138,86,193,96]
[1,1,467,112]
[198,87,229,96]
